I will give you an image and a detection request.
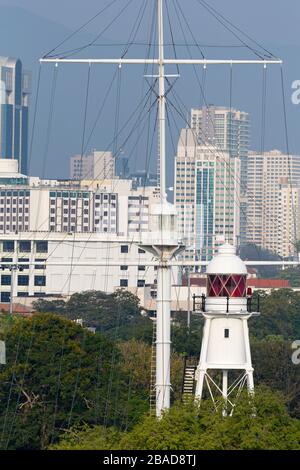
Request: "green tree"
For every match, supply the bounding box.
[33,290,144,336]
[53,387,300,450]
[171,313,202,357]
[0,314,147,449]
[249,289,300,339]
[251,337,300,418]
[276,266,300,287]
[119,339,184,403]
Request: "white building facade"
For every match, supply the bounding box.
[0,160,163,303]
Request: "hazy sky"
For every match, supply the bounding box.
[1,0,300,180]
[0,0,300,45]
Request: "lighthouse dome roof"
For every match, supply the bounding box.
[207,243,247,275]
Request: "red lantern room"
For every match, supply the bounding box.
[207,274,247,298]
[205,243,248,313]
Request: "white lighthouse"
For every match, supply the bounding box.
[194,243,258,415]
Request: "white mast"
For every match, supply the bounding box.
[158,0,166,197]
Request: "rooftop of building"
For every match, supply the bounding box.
[0,303,32,315]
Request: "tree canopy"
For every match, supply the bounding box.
[0,314,148,449]
[33,289,150,340]
[52,387,300,450]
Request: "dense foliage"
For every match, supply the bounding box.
[33,289,153,342]
[52,388,300,450]
[249,289,300,339]
[276,266,300,287]
[0,314,149,449]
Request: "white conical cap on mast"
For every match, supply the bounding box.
[144,194,180,246]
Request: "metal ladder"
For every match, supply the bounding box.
[149,319,156,415]
[182,357,197,403]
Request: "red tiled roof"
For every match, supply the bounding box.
[0,303,32,315]
[247,279,291,288]
[182,278,291,289]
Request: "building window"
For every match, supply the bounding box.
[19,241,31,253]
[1,275,11,285]
[137,279,145,287]
[1,292,10,303]
[120,279,128,287]
[120,265,128,271]
[34,275,46,286]
[34,259,46,269]
[138,265,146,271]
[3,240,14,251]
[121,245,128,254]
[18,275,29,286]
[138,248,145,254]
[18,258,29,269]
[224,329,229,338]
[35,241,48,253]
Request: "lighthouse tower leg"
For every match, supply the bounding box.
[195,314,256,413]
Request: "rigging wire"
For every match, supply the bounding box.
[196,0,276,59]
[165,0,180,76]
[261,68,267,155]
[66,328,87,428]
[195,0,271,60]
[174,0,205,59]
[227,64,233,242]
[43,0,119,58]
[27,64,42,174]
[120,0,148,59]
[0,326,22,447]
[34,65,59,234]
[133,0,157,174]
[50,0,135,59]
[280,66,298,256]
[79,64,92,181]
[3,316,37,449]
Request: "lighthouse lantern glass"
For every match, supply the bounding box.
[207,274,246,298]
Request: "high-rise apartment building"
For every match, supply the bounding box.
[191,106,249,245]
[175,128,240,261]
[246,150,300,257]
[191,105,249,165]
[278,185,300,259]
[0,57,31,174]
[70,150,115,180]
